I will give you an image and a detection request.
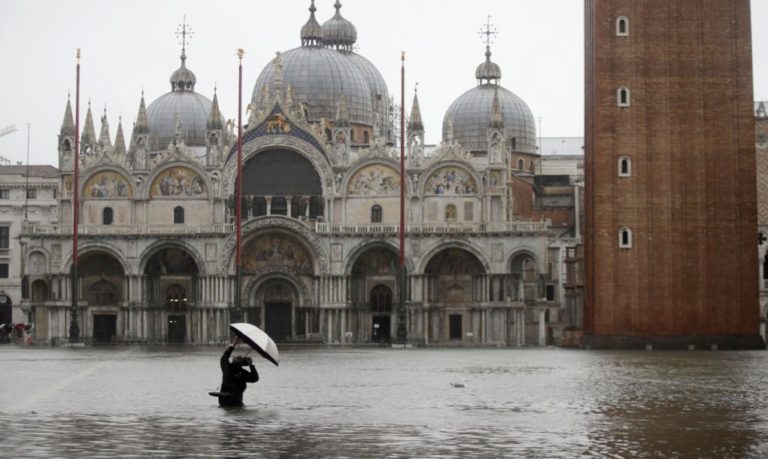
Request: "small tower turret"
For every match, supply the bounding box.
[332,86,350,164]
[206,86,225,167]
[128,92,150,170]
[81,103,96,156]
[58,96,75,171]
[407,85,425,166]
[113,116,127,162]
[97,108,112,155]
[488,87,505,165]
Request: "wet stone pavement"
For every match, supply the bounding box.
[1,346,767,458]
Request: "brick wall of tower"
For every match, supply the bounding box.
[584,0,761,347]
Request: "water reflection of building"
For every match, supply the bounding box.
[20,3,581,346]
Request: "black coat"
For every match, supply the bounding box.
[219,346,259,406]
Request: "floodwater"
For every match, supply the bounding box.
[1,346,767,458]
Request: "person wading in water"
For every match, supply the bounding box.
[218,337,259,407]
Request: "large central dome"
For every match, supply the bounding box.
[253,47,373,126]
[251,1,389,133]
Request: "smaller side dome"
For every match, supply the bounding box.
[322,0,357,51]
[301,0,324,46]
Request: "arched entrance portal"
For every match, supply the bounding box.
[257,279,298,343]
[144,247,199,343]
[78,252,125,344]
[424,247,485,344]
[350,246,398,343]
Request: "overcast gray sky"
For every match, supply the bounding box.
[1,0,767,166]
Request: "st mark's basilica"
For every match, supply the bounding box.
[19,1,580,346]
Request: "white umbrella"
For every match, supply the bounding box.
[229,323,280,367]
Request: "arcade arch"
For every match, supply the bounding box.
[424,247,486,304]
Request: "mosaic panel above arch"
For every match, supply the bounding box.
[348,164,401,196]
[425,248,485,275]
[352,247,398,275]
[424,166,478,195]
[242,232,313,274]
[150,166,207,198]
[84,171,132,198]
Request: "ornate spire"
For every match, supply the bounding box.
[99,108,112,148]
[475,16,502,85]
[408,84,424,132]
[81,102,96,147]
[114,117,127,156]
[208,86,224,129]
[60,95,75,136]
[301,0,324,47]
[170,16,197,91]
[134,91,150,135]
[490,87,504,129]
[322,0,357,51]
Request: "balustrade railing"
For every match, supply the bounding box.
[23,220,546,237]
[25,223,235,236]
[314,221,548,235]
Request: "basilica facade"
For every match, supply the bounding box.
[21,2,574,346]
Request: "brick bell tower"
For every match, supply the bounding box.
[584,0,764,349]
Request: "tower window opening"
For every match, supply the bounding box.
[618,87,631,107]
[618,156,632,177]
[619,228,633,248]
[616,17,629,36]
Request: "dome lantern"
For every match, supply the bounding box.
[322,0,357,51]
[475,16,501,85]
[301,0,324,47]
[475,46,502,85]
[170,17,197,92]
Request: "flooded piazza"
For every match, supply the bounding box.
[1,346,768,458]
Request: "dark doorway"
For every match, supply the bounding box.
[93,314,117,344]
[265,302,292,342]
[449,314,463,340]
[0,294,11,325]
[372,315,391,343]
[167,315,186,343]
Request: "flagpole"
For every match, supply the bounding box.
[69,49,81,343]
[397,51,407,345]
[399,52,405,269]
[234,49,244,322]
